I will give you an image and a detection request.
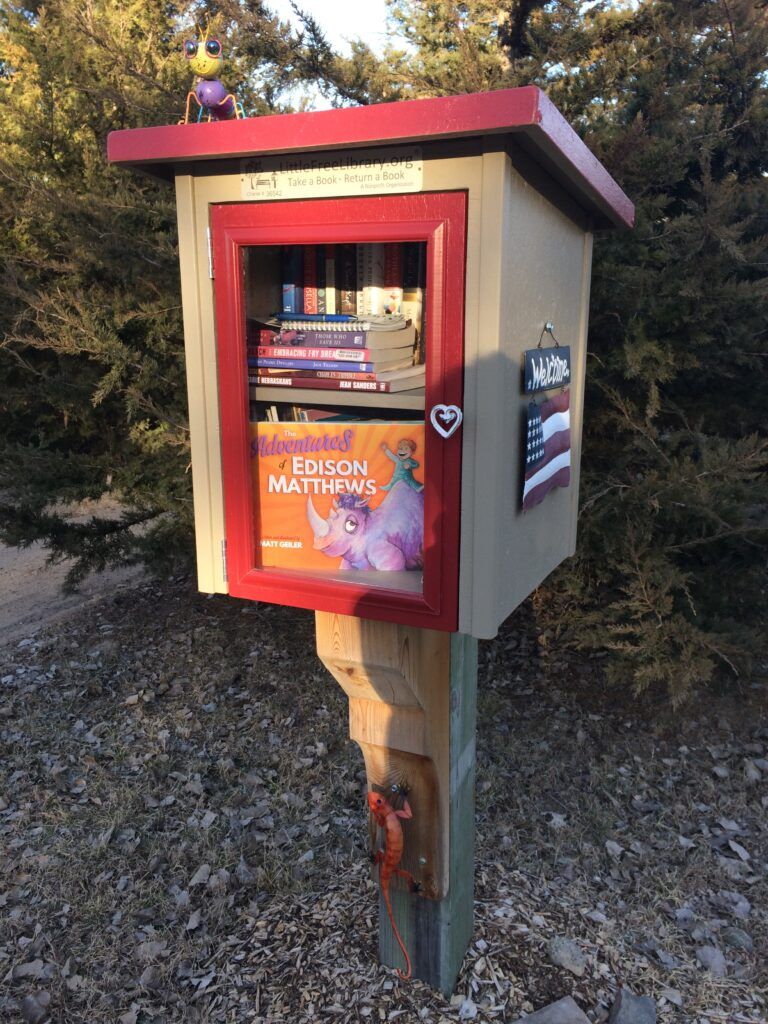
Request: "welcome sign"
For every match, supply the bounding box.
[523,346,571,394]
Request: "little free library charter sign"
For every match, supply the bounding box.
[240,146,423,200]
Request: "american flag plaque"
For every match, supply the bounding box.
[523,390,571,511]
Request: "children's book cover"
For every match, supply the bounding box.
[250,422,425,572]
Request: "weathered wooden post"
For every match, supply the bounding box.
[108,86,632,991]
[316,614,477,991]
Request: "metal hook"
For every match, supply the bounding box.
[537,321,561,348]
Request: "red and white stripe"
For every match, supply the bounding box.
[523,390,571,511]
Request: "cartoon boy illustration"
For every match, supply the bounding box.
[380,439,424,492]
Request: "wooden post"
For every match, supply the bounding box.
[315,612,478,995]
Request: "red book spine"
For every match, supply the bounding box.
[256,346,374,361]
[246,324,279,347]
[303,246,318,314]
[247,334,280,359]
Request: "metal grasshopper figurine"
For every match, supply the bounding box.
[179,24,245,124]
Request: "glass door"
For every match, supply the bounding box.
[211,192,466,631]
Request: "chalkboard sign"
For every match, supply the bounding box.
[524,346,571,394]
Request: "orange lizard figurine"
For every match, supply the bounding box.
[367,788,419,980]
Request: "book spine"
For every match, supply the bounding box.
[303,246,317,314]
[245,248,282,320]
[252,375,393,393]
[383,243,403,315]
[278,329,367,347]
[402,241,425,362]
[357,243,385,316]
[247,339,280,360]
[324,245,336,315]
[316,246,326,314]
[355,244,365,315]
[281,248,293,314]
[257,368,378,382]
[246,323,279,346]
[253,357,377,373]
[257,346,374,361]
[337,244,357,314]
[281,247,304,314]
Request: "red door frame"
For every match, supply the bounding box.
[211,192,466,632]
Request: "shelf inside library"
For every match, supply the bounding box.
[252,385,426,411]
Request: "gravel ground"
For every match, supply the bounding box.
[0,575,765,1023]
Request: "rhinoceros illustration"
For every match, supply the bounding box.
[306,481,424,571]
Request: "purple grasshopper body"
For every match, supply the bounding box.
[195,78,235,120]
[307,482,424,571]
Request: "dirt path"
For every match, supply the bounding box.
[0,541,143,650]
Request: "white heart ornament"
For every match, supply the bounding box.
[430,404,463,439]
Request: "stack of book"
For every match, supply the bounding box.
[247,315,425,395]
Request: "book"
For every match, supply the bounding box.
[281,247,304,314]
[246,247,282,321]
[274,329,413,351]
[254,344,415,363]
[274,312,357,323]
[383,244,403,315]
[254,366,425,386]
[251,421,425,572]
[251,375,425,394]
[316,246,327,314]
[302,246,318,314]
[324,245,337,315]
[373,364,426,383]
[246,324,279,348]
[277,316,411,336]
[356,243,386,316]
[337,244,357,314]
[250,356,412,373]
[299,408,340,422]
[257,368,381,382]
[402,242,426,362]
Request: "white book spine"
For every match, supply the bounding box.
[356,243,386,317]
[325,249,336,315]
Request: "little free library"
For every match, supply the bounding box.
[109,86,633,993]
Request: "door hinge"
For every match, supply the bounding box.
[220,538,228,582]
[206,227,214,279]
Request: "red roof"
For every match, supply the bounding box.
[107,86,633,230]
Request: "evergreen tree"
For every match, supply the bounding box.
[552,1,768,703]
[0,0,356,586]
[384,0,768,702]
